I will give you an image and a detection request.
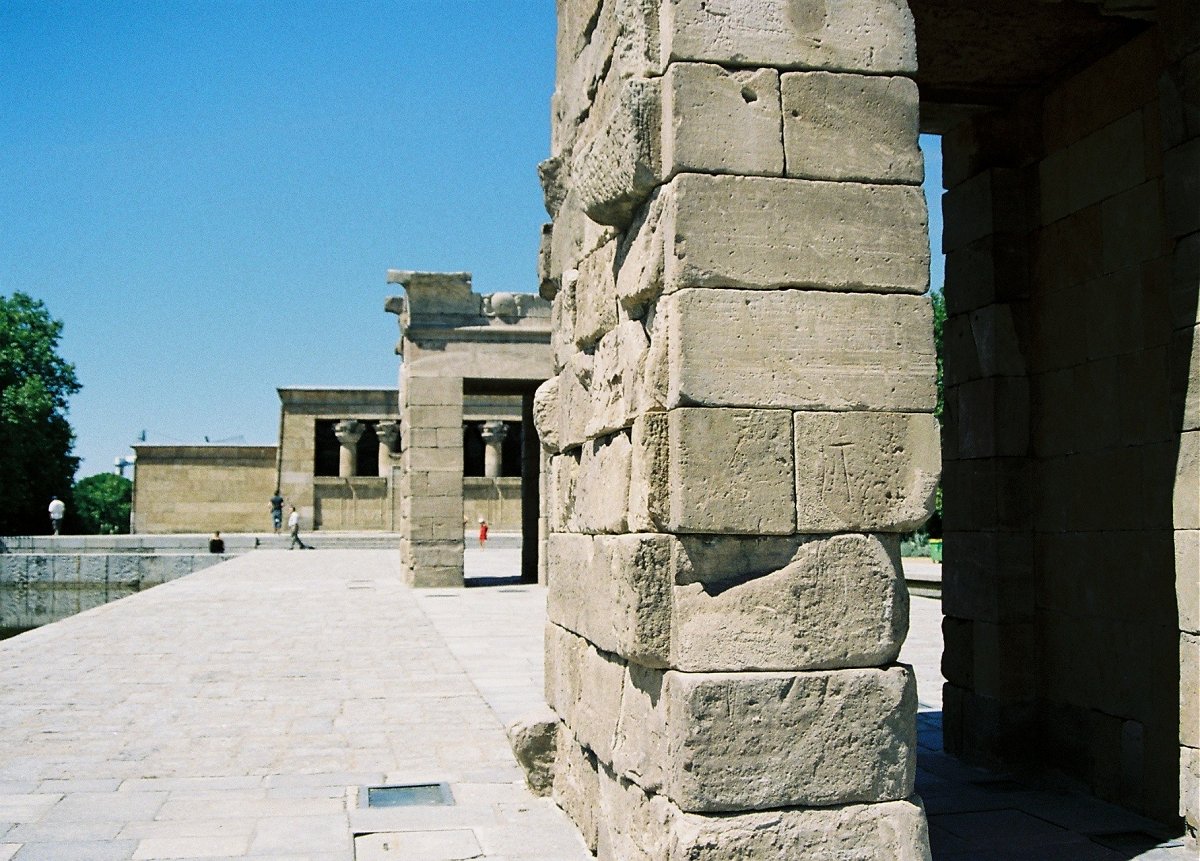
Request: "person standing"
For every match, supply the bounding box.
[48,496,65,535]
[478,517,488,549]
[208,531,225,554]
[270,490,285,534]
[288,506,309,550]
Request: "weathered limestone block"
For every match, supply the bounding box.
[658,288,936,411]
[1179,530,1199,634]
[639,174,927,294]
[548,531,907,671]
[664,667,916,811]
[1177,430,1199,530]
[574,77,663,228]
[548,625,917,812]
[547,452,580,533]
[551,268,577,370]
[545,622,625,764]
[1184,632,1199,748]
[587,319,652,438]
[553,0,662,158]
[782,71,921,183]
[570,432,633,533]
[598,767,932,861]
[615,188,667,312]
[507,709,559,797]
[632,407,795,534]
[661,0,917,75]
[533,375,562,454]
[549,188,619,282]
[795,411,940,532]
[1183,745,1199,846]
[670,532,908,671]
[575,240,620,348]
[559,351,593,448]
[554,726,601,854]
[664,62,783,180]
[546,532,674,666]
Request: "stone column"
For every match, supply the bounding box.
[535,2,934,857]
[333,419,364,478]
[479,420,508,478]
[376,421,400,478]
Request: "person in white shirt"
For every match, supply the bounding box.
[287,506,309,550]
[48,496,65,535]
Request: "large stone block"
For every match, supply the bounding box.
[574,77,663,228]
[553,0,662,158]
[662,62,783,180]
[570,432,633,533]
[1180,530,1199,634]
[659,174,928,294]
[663,667,917,811]
[546,532,673,667]
[574,239,620,348]
[658,288,936,411]
[782,71,921,183]
[794,411,940,532]
[1184,633,1199,748]
[1177,430,1199,530]
[597,768,932,861]
[554,726,601,854]
[587,319,654,439]
[661,0,917,75]
[632,407,795,534]
[547,531,908,672]
[533,375,562,454]
[670,532,908,671]
[1183,745,1199,842]
[547,625,917,812]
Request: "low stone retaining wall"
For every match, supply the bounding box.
[0,553,231,634]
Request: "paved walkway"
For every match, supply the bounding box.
[0,549,1192,860]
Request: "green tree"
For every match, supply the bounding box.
[73,473,132,535]
[0,292,81,535]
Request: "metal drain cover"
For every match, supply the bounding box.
[360,782,454,808]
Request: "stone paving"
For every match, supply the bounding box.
[0,546,1192,860]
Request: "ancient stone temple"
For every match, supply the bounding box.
[533,0,1198,856]
[387,271,553,588]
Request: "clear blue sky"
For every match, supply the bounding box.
[1,1,943,478]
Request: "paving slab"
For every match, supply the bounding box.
[0,549,588,861]
[0,547,1189,859]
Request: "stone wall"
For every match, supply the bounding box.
[535,1,937,856]
[132,445,277,534]
[0,553,227,633]
[939,23,1198,832]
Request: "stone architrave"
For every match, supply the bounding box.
[333,420,364,478]
[480,420,510,478]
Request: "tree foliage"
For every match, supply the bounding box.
[73,473,133,535]
[0,292,81,535]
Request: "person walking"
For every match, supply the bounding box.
[270,490,284,534]
[48,496,65,535]
[288,506,309,550]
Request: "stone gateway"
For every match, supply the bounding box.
[534,0,1198,856]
